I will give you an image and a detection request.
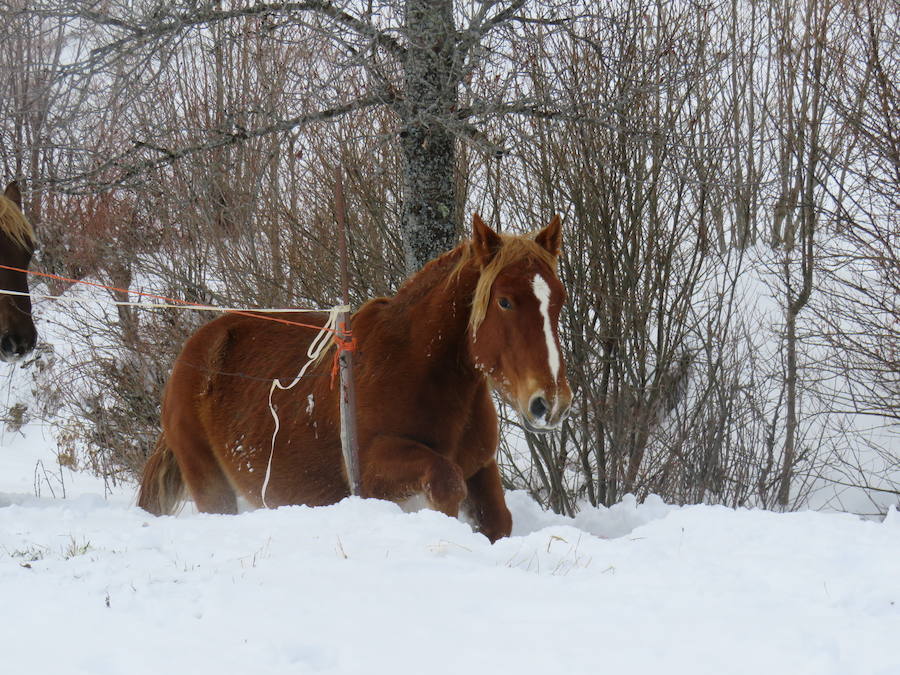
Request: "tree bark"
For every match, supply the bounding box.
[400,0,459,273]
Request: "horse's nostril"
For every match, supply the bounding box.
[530,396,549,419]
[0,335,14,355]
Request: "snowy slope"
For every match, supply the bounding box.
[2,435,899,675]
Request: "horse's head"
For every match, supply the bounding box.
[467,213,572,433]
[0,182,36,363]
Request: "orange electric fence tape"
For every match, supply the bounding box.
[0,263,348,337]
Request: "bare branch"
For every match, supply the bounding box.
[26,0,405,75]
[42,92,396,191]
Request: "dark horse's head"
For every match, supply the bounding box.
[0,182,37,362]
[466,214,573,433]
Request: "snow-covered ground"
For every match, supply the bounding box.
[2,418,899,675]
[1,278,898,674]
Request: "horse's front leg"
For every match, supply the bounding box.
[361,435,467,517]
[464,460,512,543]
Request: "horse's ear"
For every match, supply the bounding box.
[472,213,502,267]
[4,181,22,209]
[535,214,562,257]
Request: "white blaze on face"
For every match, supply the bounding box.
[532,273,560,382]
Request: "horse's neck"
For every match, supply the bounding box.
[395,249,479,369]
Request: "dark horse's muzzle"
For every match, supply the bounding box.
[0,330,36,362]
[0,306,37,362]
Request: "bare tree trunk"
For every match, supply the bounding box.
[780,305,800,505]
[777,0,826,506]
[400,0,458,272]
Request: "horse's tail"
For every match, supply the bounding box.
[137,434,184,516]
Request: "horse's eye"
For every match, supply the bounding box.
[498,297,512,310]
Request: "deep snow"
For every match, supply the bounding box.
[2,418,899,675]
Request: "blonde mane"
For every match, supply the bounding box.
[0,195,35,249]
[452,231,558,335]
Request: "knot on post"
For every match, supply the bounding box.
[330,321,357,389]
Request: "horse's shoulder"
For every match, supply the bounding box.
[355,296,390,318]
[354,297,396,334]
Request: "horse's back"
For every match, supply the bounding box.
[174,309,333,377]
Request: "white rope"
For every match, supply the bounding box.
[261,304,348,508]
[0,288,328,313]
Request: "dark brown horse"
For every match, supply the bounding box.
[139,214,571,541]
[0,182,37,362]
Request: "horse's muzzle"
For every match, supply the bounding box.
[520,393,571,434]
[0,331,36,363]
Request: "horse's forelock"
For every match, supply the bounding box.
[0,195,35,250]
[460,233,558,336]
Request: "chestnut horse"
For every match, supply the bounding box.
[138,214,572,541]
[0,182,37,362]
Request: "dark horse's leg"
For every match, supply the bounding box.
[361,435,467,517]
[464,461,512,543]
